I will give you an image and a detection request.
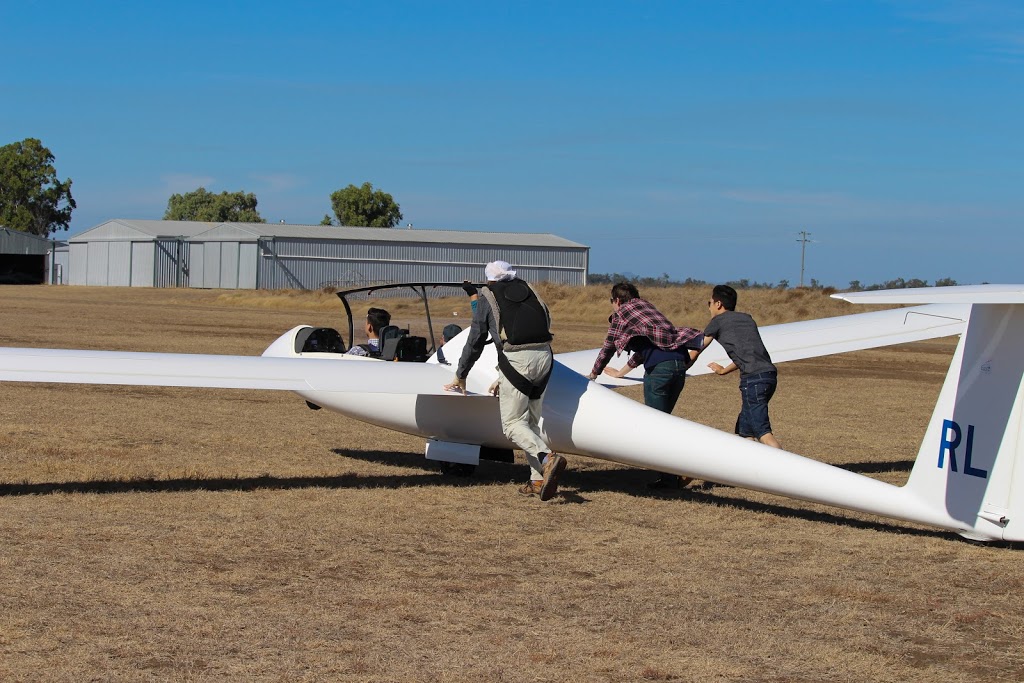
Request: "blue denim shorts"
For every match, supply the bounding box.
[735,371,777,439]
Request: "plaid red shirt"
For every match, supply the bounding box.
[591,298,703,374]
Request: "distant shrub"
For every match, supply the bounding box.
[592,273,962,292]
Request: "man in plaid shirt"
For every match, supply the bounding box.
[587,283,703,379]
[586,282,703,488]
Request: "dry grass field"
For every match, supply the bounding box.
[1,284,1022,682]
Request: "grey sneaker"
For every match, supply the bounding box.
[539,453,567,501]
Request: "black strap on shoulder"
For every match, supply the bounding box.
[479,280,552,397]
[496,346,552,400]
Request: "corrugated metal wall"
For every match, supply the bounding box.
[155,239,188,287]
[64,230,587,290]
[256,238,587,290]
[0,229,51,255]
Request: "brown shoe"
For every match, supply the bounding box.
[519,480,543,496]
[539,453,567,501]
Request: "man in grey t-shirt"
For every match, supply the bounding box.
[697,285,782,449]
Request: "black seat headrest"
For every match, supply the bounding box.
[378,325,402,342]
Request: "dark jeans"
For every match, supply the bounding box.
[643,359,688,414]
[736,371,777,439]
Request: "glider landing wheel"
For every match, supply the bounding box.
[438,461,477,477]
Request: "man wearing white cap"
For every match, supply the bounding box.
[444,260,567,501]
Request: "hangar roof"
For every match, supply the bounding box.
[69,219,586,249]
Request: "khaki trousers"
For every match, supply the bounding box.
[497,346,553,481]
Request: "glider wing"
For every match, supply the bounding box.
[556,302,970,386]
[0,347,458,395]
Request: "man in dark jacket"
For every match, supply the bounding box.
[443,260,567,501]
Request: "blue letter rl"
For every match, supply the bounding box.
[938,419,988,478]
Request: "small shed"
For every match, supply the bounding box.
[0,227,52,284]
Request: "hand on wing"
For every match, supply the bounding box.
[488,379,500,396]
[444,377,467,395]
[586,372,598,381]
[708,362,726,375]
[603,366,628,379]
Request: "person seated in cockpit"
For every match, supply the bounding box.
[436,323,463,365]
[346,307,392,357]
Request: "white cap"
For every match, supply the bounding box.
[484,260,516,282]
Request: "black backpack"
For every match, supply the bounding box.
[485,279,552,346]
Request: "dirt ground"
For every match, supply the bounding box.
[1,286,1022,682]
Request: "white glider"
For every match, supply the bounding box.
[2,284,1023,542]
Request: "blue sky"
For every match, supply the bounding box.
[2,1,1021,286]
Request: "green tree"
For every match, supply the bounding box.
[0,138,76,236]
[164,187,265,222]
[320,214,334,226]
[329,182,402,228]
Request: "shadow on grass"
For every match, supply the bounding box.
[2,448,1017,547]
[835,459,915,474]
[0,449,522,498]
[557,466,1021,546]
[0,471,457,497]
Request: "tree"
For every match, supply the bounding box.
[164,187,265,222]
[329,182,402,228]
[0,138,76,236]
[320,214,334,226]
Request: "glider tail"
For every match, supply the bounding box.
[904,303,1024,541]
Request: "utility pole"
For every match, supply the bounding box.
[796,230,813,287]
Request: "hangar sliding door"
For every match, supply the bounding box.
[154,239,188,288]
[130,242,154,287]
[238,242,257,289]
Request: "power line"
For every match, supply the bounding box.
[796,230,813,287]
